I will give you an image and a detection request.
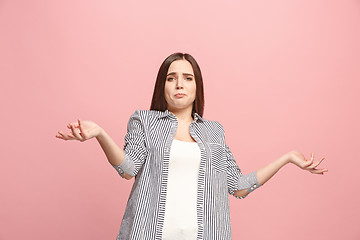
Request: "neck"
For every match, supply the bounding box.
[168,107,194,122]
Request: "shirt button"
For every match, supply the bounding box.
[200,223,204,227]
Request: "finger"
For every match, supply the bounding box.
[62,131,77,140]
[56,132,66,140]
[309,168,328,174]
[67,132,76,138]
[58,131,71,140]
[70,125,84,141]
[70,125,83,140]
[77,119,85,138]
[77,119,82,130]
[303,158,314,168]
[305,159,322,169]
[310,157,325,169]
[68,122,79,129]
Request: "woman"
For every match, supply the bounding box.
[56,52,328,240]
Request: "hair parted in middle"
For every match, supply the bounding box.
[150,52,205,119]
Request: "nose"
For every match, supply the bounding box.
[176,79,184,89]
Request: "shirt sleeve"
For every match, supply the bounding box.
[224,143,262,199]
[112,110,148,178]
[214,120,262,199]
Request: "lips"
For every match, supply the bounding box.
[175,93,186,97]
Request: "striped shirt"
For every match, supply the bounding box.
[112,109,261,240]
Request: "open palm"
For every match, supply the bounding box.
[289,150,328,174]
[56,119,102,142]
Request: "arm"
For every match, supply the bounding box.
[233,154,288,198]
[56,110,147,180]
[256,154,289,185]
[96,129,133,180]
[224,142,262,199]
[110,110,148,180]
[56,118,133,180]
[217,121,265,200]
[234,151,328,198]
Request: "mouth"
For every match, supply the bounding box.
[175,93,186,98]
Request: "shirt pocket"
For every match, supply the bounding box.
[208,143,227,173]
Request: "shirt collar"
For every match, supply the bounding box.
[157,109,204,122]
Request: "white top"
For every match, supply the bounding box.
[162,139,201,240]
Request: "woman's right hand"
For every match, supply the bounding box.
[56,119,103,142]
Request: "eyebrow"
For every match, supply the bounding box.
[166,72,194,77]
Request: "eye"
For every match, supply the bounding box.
[186,77,193,80]
[167,77,174,81]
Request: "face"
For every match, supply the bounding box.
[164,59,196,112]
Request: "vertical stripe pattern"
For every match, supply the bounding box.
[112,109,262,240]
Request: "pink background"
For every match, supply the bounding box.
[1,0,359,239]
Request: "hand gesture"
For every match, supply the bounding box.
[56,119,103,142]
[288,151,328,174]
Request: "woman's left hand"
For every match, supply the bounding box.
[288,151,328,174]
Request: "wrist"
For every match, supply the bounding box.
[280,153,291,165]
[96,128,106,140]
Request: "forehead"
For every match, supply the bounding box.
[167,60,194,74]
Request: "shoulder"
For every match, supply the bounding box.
[199,118,225,134]
[128,110,225,130]
[197,119,226,145]
[211,120,224,131]
[128,109,165,121]
[126,110,163,130]
[199,114,223,130]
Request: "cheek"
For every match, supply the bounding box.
[164,86,172,101]
[189,83,196,94]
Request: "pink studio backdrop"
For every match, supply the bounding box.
[1,0,359,239]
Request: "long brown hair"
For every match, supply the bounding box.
[150,52,205,118]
